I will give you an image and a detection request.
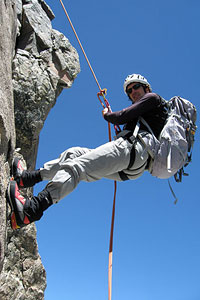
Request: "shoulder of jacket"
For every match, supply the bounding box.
[142,92,161,101]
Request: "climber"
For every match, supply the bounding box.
[7,74,169,229]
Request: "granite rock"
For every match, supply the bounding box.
[0,1,80,299]
[13,0,80,170]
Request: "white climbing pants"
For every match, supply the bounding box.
[40,132,153,203]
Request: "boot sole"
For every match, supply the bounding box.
[6,181,21,229]
[6,181,14,211]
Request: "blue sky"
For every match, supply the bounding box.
[34,1,200,299]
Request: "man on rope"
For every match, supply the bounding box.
[7,74,169,229]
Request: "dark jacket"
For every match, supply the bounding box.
[103,93,168,139]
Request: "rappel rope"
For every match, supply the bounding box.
[59,1,119,299]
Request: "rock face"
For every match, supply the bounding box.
[0,1,80,299]
[13,0,80,170]
[0,0,17,274]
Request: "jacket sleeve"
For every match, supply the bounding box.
[103,93,162,125]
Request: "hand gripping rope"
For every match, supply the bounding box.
[59,1,120,299]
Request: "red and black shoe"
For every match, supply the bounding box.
[7,180,30,229]
[12,157,26,188]
[12,157,42,188]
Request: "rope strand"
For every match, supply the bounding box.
[58,2,117,299]
[59,0,102,92]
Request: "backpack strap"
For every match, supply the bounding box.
[125,118,156,160]
[137,117,156,159]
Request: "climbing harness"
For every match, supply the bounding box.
[59,1,119,299]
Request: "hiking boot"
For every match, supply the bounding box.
[12,157,25,187]
[7,180,53,230]
[12,157,42,188]
[7,180,31,229]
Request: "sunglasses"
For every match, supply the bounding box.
[126,83,142,94]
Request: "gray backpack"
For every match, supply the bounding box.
[140,96,197,180]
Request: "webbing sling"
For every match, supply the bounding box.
[59,1,119,299]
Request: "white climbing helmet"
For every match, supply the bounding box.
[123,74,152,94]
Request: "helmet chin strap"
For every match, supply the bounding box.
[143,85,149,93]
